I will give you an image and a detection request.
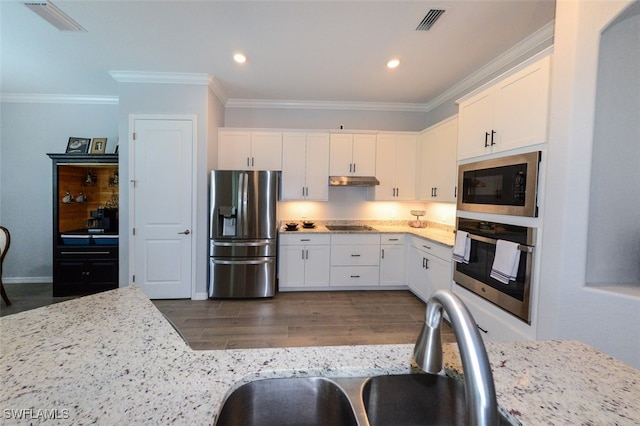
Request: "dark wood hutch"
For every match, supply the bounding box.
[48,154,119,296]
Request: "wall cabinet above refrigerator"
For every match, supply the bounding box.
[218,130,283,170]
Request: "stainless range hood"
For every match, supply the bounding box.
[329,176,380,187]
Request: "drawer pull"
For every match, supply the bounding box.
[61,251,111,255]
[351,254,361,257]
[388,238,399,241]
[350,275,361,278]
[300,238,310,242]
[477,325,488,334]
[422,245,431,250]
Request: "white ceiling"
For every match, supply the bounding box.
[0,0,556,106]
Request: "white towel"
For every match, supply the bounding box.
[490,240,520,284]
[453,231,470,264]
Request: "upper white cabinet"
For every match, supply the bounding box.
[418,117,458,202]
[218,130,283,170]
[457,55,552,160]
[370,133,417,201]
[329,133,376,177]
[281,132,330,201]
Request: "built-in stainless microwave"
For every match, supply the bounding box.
[457,151,541,217]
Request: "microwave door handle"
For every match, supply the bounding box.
[465,232,534,253]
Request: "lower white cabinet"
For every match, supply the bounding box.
[452,285,532,342]
[278,232,451,293]
[380,234,406,287]
[407,237,452,302]
[279,234,330,289]
[330,234,380,287]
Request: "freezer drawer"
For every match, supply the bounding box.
[209,257,276,298]
[210,239,276,257]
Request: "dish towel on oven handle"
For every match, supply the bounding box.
[490,239,520,284]
[453,231,470,264]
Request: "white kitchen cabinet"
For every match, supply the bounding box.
[407,237,452,303]
[329,133,376,177]
[452,285,532,342]
[279,234,331,289]
[281,132,330,201]
[380,234,406,287]
[218,130,283,170]
[418,117,458,202]
[370,133,417,201]
[457,55,551,160]
[330,233,380,287]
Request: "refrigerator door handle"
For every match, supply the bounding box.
[241,172,249,237]
[212,240,273,247]
[211,258,272,265]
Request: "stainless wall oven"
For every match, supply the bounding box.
[453,218,536,323]
[457,151,541,217]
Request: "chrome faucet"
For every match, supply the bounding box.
[414,290,498,426]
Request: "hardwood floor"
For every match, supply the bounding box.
[152,290,456,350]
[1,283,455,351]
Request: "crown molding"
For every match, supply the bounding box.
[0,93,118,104]
[225,98,430,113]
[109,71,227,105]
[423,20,555,112]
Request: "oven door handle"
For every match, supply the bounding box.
[464,232,535,253]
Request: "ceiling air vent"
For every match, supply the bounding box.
[416,9,445,31]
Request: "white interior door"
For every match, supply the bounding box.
[131,118,194,298]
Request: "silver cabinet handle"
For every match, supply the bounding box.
[179,230,190,235]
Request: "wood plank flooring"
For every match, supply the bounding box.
[1,284,455,351]
[152,290,456,350]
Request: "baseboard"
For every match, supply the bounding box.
[192,292,208,301]
[3,276,52,284]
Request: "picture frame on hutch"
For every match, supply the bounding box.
[90,138,107,154]
[65,137,91,154]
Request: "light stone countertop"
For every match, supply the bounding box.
[279,220,456,247]
[1,286,639,425]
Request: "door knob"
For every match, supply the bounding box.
[179,230,190,235]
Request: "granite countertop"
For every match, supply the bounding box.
[279,220,456,247]
[1,286,639,425]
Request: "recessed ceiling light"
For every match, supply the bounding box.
[387,58,401,69]
[233,53,247,64]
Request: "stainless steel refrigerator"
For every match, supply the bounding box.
[209,170,279,298]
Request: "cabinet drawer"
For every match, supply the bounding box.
[331,234,380,245]
[280,233,331,245]
[411,237,451,262]
[331,245,379,266]
[381,233,404,245]
[56,246,118,258]
[330,266,380,287]
[453,286,531,342]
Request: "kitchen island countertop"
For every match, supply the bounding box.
[1,286,638,425]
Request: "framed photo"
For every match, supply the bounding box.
[65,137,91,154]
[90,138,108,154]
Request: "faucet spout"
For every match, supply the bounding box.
[413,290,498,426]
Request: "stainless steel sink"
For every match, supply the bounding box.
[215,377,359,426]
[215,375,514,426]
[362,374,467,425]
